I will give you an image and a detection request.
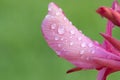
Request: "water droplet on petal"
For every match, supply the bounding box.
[65,40,67,42]
[56,51,61,55]
[94,41,99,45]
[56,12,60,16]
[79,30,82,33]
[91,50,95,54]
[58,44,61,47]
[81,42,86,48]
[55,36,59,40]
[70,42,74,46]
[70,30,75,35]
[80,50,84,54]
[48,7,51,11]
[59,8,62,12]
[61,38,64,40]
[86,57,89,60]
[51,24,56,29]
[70,21,72,25]
[45,15,50,18]
[78,37,82,41]
[58,26,65,34]
[80,56,84,59]
[64,17,66,20]
[70,36,72,38]
[88,43,93,48]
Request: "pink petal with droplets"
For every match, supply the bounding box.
[41,2,120,70]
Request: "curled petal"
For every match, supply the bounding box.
[96,6,120,26]
[41,2,120,70]
[103,0,120,36]
[97,0,120,27]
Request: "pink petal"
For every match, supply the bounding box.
[97,68,117,80]
[96,6,120,26]
[97,68,107,80]
[101,33,120,53]
[98,6,120,26]
[96,58,120,69]
[93,57,120,74]
[101,0,120,36]
[97,0,120,27]
[41,2,120,69]
[112,0,120,12]
[105,21,114,36]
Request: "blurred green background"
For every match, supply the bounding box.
[0,0,120,80]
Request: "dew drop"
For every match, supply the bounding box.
[70,30,75,35]
[79,30,82,33]
[56,51,61,55]
[86,57,89,60]
[58,26,65,34]
[55,36,59,40]
[80,56,84,60]
[94,41,99,45]
[56,12,60,16]
[91,50,95,54]
[80,50,84,54]
[78,37,82,41]
[70,21,72,25]
[107,55,112,59]
[70,36,72,38]
[45,15,50,18]
[59,8,62,12]
[64,17,67,21]
[81,42,86,48]
[70,42,74,46]
[58,44,61,47]
[88,43,93,48]
[61,38,64,40]
[51,24,56,29]
[65,40,67,42]
[48,7,51,11]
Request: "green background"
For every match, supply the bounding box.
[0,0,120,80]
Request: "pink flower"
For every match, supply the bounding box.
[97,0,120,26]
[41,0,120,80]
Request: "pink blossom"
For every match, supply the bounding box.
[97,0,120,26]
[41,0,120,80]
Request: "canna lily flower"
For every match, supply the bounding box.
[41,0,120,80]
[97,0,120,26]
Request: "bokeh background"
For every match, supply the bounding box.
[0,0,120,80]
